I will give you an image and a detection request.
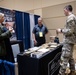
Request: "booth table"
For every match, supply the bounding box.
[17,45,62,75]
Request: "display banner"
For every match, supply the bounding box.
[0,7,16,40]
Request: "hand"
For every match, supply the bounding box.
[9,27,13,32]
[56,28,62,33]
[34,39,37,45]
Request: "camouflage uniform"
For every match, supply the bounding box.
[59,13,76,75]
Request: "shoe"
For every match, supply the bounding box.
[68,71,75,75]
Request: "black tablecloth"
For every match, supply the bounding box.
[17,45,62,75]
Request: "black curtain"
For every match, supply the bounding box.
[23,13,30,49]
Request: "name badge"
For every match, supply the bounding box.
[39,32,43,37]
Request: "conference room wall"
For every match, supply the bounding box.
[0,0,33,11]
[74,1,76,15]
[0,0,75,11]
[45,30,63,43]
[42,1,76,42]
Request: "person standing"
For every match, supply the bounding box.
[32,17,48,46]
[0,13,14,62]
[57,5,76,75]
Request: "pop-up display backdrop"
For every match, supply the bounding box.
[0,7,40,50]
[0,7,16,40]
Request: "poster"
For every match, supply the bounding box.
[0,7,16,40]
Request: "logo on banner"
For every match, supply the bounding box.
[48,52,61,75]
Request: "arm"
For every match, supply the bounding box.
[62,19,76,36]
[0,26,12,40]
[32,27,37,45]
[45,26,48,34]
[0,30,11,38]
[32,33,36,41]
